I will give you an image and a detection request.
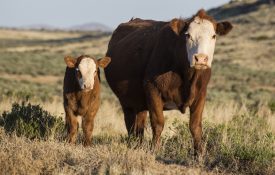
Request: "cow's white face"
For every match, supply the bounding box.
[76,57,97,91]
[185,17,216,69]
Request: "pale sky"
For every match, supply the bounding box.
[0,0,229,28]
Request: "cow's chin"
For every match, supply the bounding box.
[81,88,93,92]
[193,64,209,70]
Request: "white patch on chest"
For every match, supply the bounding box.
[78,57,96,90]
[186,17,216,68]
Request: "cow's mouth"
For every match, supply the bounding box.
[193,64,209,70]
[82,88,92,92]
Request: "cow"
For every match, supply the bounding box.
[105,9,233,156]
[63,55,111,146]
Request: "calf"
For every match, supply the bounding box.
[63,55,111,146]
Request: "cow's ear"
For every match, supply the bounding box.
[97,57,111,68]
[64,56,76,68]
[170,18,185,35]
[216,21,233,36]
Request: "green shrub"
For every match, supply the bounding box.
[250,35,269,41]
[1,102,64,140]
[159,114,275,174]
[159,120,193,165]
[268,100,275,113]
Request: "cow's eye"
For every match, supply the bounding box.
[185,32,194,42]
[185,33,191,39]
[212,35,216,39]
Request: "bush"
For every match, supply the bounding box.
[268,100,275,113]
[1,102,64,140]
[159,114,275,174]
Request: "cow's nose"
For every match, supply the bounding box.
[84,84,87,88]
[194,54,208,64]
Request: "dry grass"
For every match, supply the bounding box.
[0,73,61,85]
[0,100,274,174]
[0,128,209,175]
[1,36,110,55]
[0,28,82,40]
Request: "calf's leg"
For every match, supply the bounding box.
[82,111,96,146]
[65,109,79,144]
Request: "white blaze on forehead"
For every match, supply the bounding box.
[78,57,96,90]
[186,17,216,68]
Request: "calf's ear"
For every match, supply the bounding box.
[97,57,111,68]
[170,18,185,35]
[64,56,76,68]
[216,21,233,36]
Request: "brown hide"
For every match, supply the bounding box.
[105,10,231,155]
[106,19,168,110]
[63,66,100,117]
[106,18,199,112]
[63,55,110,146]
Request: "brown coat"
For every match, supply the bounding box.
[63,55,111,146]
[105,10,232,155]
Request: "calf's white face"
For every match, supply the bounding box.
[77,58,97,90]
[185,17,216,69]
[64,55,111,92]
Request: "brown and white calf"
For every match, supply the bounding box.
[63,55,111,146]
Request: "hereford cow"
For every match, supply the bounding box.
[63,55,111,146]
[105,9,233,155]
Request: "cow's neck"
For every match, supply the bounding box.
[183,68,211,111]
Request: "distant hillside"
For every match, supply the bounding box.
[20,24,58,30]
[70,22,112,32]
[7,22,112,32]
[208,0,274,22]
[205,0,275,103]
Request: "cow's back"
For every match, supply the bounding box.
[105,19,167,110]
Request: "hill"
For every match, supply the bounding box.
[70,22,112,32]
[3,22,112,32]
[206,0,275,103]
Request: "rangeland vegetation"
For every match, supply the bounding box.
[0,1,274,174]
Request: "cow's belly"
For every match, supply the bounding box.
[163,101,178,110]
[106,78,147,111]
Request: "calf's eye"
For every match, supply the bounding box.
[76,68,82,78]
[212,35,216,39]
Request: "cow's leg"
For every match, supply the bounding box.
[135,110,147,140]
[65,109,79,144]
[145,85,164,150]
[122,106,137,136]
[82,111,96,146]
[189,92,206,157]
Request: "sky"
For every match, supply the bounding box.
[0,0,230,29]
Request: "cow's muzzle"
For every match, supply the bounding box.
[193,54,209,70]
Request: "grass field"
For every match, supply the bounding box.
[0,1,274,174]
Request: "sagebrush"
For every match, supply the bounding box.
[1,102,64,140]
